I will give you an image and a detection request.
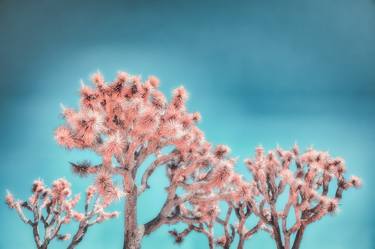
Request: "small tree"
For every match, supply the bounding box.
[5,178,119,249]
[55,72,237,249]
[239,145,362,249]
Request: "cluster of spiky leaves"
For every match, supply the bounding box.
[55,72,202,160]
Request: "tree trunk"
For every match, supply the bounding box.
[123,187,143,249]
[271,217,285,249]
[208,236,214,249]
[39,242,49,249]
[291,227,305,249]
[223,241,231,249]
[237,235,245,249]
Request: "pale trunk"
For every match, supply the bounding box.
[123,187,142,249]
[237,235,245,249]
[272,217,285,249]
[291,227,305,249]
[208,236,214,249]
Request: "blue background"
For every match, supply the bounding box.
[0,0,373,248]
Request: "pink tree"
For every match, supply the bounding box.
[239,145,362,249]
[55,72,237,249]
[5,178,119,249]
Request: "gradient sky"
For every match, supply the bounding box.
[0,0,374,249]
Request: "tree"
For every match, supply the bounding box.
[5,178,119,249]
[55,72,237,249]
[240,145,362,249]
[170,145,361,249]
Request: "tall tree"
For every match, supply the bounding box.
[55,72,237,249]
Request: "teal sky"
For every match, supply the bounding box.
[0,0,374,248]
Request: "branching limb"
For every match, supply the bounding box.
[138,152,178,195]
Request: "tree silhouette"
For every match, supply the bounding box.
[5,179,119,249]
[241,145,361,249]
